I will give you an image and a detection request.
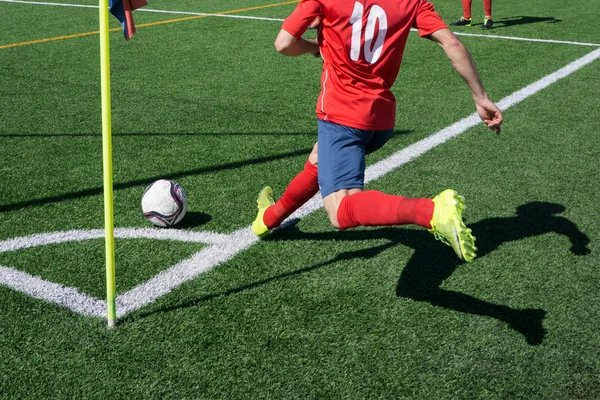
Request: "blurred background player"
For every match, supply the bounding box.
[252,0,503,263]
[451,0,494,29]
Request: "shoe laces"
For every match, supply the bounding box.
[432,229,450,246]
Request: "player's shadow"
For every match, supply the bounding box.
[492,16,562,28]
[130,202,589,346]
[269,202,590,345]
[395,202,589,345]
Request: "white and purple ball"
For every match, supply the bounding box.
[141,179,188,227]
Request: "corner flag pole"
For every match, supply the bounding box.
[99,0,117,328]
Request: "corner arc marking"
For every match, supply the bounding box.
[0,227,231,317]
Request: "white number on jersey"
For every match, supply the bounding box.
[349,2,388,64]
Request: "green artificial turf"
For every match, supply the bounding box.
[0,0,598,398]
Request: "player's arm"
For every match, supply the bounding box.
[429,28,503,135]
[274,29,319,57]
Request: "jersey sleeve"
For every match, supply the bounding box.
[413,0,448,37]
[281,0,322,39]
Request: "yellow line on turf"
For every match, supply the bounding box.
[0,30,104,49]
[0,0,298,50]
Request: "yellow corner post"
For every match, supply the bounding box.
[99,0,116,328]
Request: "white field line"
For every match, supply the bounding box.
[0,228,230,253]
[1,0,600,47]
[116,228,258,317]
[0,266,106,316]
[0,228,231,317]
[0,0,98,7]
[0,0,284,21]
[451,32,600,48]
[1,48,597,319]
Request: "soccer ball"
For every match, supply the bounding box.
[141,179,188,227]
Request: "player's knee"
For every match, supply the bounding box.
[328,215,342,229]
[327,213,342,229]
[308,142,318,165]
[324,202,341,229]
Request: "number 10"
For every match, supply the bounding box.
[349,2,388,64]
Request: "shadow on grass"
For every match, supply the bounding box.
[493,16,562,28]
[0,129,411,212]
[175,212,212,229]
[0,148,312,212]
[129,202,589,345]
[458,16,562,29]
[394,201,589,346]
[0,132,318,138]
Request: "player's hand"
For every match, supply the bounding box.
[475,98,503,136]
[308,16,322,29]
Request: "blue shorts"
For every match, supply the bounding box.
[317,119,394,198]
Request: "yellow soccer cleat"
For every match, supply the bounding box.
[251,186,275,237]
[429,189,477,263]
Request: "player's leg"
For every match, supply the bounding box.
[328,190,435,229]
[318,122,435,230]
[462,0,473,19]
[451,0,472,26]
[330,189,476,262]
[264,142,319,228]
[481,0,493,29]
[252,142,319,236]
[317,119,368,227]
[364,128,394,155]
[319,122,476,262]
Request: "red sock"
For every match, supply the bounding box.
[462,0,472,19]
[483,0,492,18]
[263,161,319,229]
[336,191,434,230]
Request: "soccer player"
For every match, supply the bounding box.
[451,0,494,29]
[251,0,503,263]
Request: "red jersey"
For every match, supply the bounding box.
[282,0,447,130]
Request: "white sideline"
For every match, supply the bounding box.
[1,0,599,47]
[451,32,600,48]
[0,48,598,318]
[0,0,284,21]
